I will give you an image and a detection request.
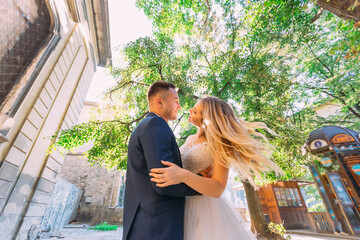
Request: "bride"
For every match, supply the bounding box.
[150,96,282,240]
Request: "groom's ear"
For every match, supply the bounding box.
[156,96,163,108]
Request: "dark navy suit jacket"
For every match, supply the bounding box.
[123,112,198,240]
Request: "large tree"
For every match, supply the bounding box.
[315,0,360,21]
[52,0,359,238]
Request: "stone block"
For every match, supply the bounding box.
[81,79,88,98]
[67,38,76,57]
[5,146,26,167]
[37,177,55,193]
[72,104,81,121]
[21,119,38,141]
[25,202,47,217]
[65,42,74,60]
[76,94,85,111]
[46,156,61,173]
[42,167,57,183]
[78,80,86,99]
[40,88,53,109]
[84,67,92,85]
[64,114,75,128]
[72,94,82,115]
[66,106,77,125]
[62,48,71,67]
[69,38,78,56]
[50,151,64,165]
[54,64,64,82]
[71,105,81,122]
[31,189,51,204]
[13,132,33,153]
[58,56,67,74]
[45,80,57,99]
[61,118,70,130]
[0,179,11,198]
[87,62,95,80]
[34,98,48,118]
[72,31,81,49]
[27,108,43,129]
[74,41,82,54]
[49,72,60,90]
[0,161,19,182]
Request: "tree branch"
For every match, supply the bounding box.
[306,86,360,119]
[311,7,324,23]
[346,106,360,119]
[205,0,211,12]
[319,120,356,124]
[217,80,232,96]
[177,89,200,100]
[95,111,149,126]
[172,112,187,132]
[157,65,165,81]
[305,42,334,77]
[108,81,149,95]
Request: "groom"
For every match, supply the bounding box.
[122,81,199,240]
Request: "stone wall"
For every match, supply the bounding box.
[59,154,123,225]
[0,0,111,239]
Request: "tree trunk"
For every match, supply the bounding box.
[243,181,285,240]
[243,181,268,236]
[316,0,360,21]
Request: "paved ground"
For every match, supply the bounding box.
[42,225,123,240]
[42,225,360,240]
[286,233,359,240]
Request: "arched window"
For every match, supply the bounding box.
[0,0,51,105]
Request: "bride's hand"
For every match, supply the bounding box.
[150,161,187,187]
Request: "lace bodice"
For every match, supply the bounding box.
[180,142,213,174]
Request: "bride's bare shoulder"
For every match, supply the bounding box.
[186,135,206,146]
[186,135,196,141]
[184,135,197,145]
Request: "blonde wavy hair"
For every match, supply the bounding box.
[200,96,282,187]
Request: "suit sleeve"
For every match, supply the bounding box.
[142,118,199,197]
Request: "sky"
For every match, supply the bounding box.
[85,0,153,102]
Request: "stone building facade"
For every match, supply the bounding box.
[314,102,342,118]
[0,1,111,239]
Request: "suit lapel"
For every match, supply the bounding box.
[166,123,183,167]
[174,139,183,167]
[148,112,183,167]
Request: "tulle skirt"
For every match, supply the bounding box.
[184,195,257,240]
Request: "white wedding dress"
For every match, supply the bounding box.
[180,142,257,240]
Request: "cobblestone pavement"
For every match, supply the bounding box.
[285,234,358,240]
[42,225,123,240]
[287,230,360,240]
[42,225,360,240]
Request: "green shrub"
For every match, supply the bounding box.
[88,222,118,231]
[267,222,291,240]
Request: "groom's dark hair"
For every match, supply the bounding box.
[147,81,177,102]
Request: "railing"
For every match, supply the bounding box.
[306,212,334,234]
